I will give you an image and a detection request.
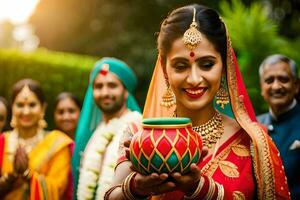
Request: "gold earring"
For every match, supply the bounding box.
[161,81,176,108]
[38,114,47,129]
[216,76,229,109]
[10,116,16,128]
[38,119,47,129]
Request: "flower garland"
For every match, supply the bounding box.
[77,111,142,200]
[6,129,45,162]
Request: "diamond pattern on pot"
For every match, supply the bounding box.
[165,128,177,142]
[189,135,197,156]
[152,129,163,142]
[156,136,172,157]
[130,122,203,175]
[150,152,164,171]
[132,135,141,157]
[175,136,187,157]
[180,128,189,139]
[139,152,149,170]
[141,136,154,157]
[166,151,180,171]
[181,150,190,170]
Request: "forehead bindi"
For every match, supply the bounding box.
[15,87,39,103]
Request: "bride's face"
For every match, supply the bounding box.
[165,35,223,111]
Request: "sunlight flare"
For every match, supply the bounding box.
[0,0,40,24]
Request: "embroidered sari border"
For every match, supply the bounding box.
[226,37,276,199]
[201,131,243,177]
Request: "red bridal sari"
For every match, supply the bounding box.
[118,35,290,199]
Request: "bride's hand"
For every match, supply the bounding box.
[171,163,201,195]
[132,172,176,196]
[171,146,208,195]
[124,140,131,160]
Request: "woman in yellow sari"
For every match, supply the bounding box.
[0,79,73,200]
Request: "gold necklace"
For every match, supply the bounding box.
[192,112,224,148]
[16,129,45,153]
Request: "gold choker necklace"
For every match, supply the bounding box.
[192,112,224,148]
[15,129,45,153]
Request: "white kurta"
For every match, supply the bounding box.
[77,111,142,200]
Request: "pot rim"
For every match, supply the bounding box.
[142,117,192,129]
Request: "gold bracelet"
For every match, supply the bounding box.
[204,177,215,200]
[104,184,122,200]
[184,176,205,200]
[22,169,32,180]
[121,172,149,200]
[122,172,135,200]
[216,182,224,200]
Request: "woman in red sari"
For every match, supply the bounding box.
[105,4,290,200]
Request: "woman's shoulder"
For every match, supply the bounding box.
[43,129,73,145]
[123,110,142,123]
[222,114,242,139]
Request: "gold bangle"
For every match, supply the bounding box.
[184,176,205,199]
[122,172,136,200]
[104,184,121,200]
[22,169,32,180]
[204,177,215,200]
[216,182,224,200]
[121,172,149,200]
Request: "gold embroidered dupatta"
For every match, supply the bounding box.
[143,35,290,199]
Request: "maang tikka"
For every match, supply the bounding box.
[182,7,202,50]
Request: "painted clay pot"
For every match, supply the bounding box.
[130,117,202,175]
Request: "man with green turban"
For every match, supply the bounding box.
[72,57,141,200]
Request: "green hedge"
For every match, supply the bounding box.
[0,48,98,128]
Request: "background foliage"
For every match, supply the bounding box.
[0,49,96,127]
[0,0,300,128]
[220,0,300,113]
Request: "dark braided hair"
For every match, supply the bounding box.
[157,4,227,68]
[11,79,45,104]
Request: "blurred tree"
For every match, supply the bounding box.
[263,0,300,39]
[220,0,300,114]
[29,0,221,107]
[0,21,15,48]
[29,0,300,112]
[0,21,39,51]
